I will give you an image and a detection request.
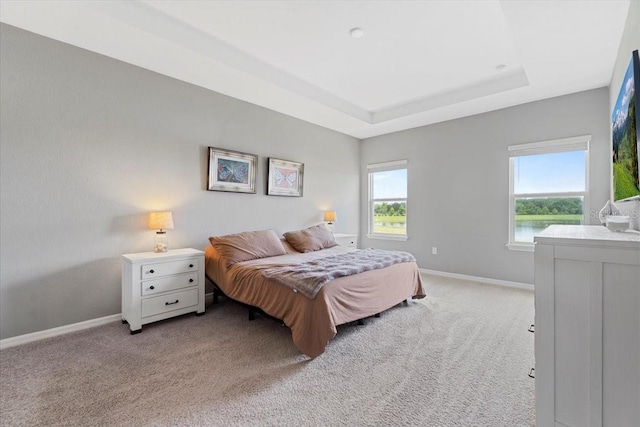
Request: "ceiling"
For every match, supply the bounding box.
[0,0,630,139]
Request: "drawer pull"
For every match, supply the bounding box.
[150,286,155,290]
[165,300,179,306]
[528,368,535,379]
[189,279,194,283]
[189,264,194,268]
[528,324,535,333]
[149,269,154,274]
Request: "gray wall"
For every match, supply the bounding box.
[610,0,640,230]
[0,24,360,340]
[3,6,635,340]
[360,88,611,284]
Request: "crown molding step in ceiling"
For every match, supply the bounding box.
[0,0,630,138]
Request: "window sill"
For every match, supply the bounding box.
[506,243,535,252]
[366,233,408,241]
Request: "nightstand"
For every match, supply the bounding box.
[121,248,205,334]
[333,233,358,248]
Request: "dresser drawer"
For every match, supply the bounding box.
[141,273,198,296]
[141,288,199,318]
[141,258,198,279]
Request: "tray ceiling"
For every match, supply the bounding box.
[0,0,630,138]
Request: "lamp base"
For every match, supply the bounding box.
[154,231,168,253]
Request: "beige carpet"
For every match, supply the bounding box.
[0,274,535,426]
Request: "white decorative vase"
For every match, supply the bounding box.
[598,200,621,225]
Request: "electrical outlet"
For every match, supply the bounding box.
[432,247,438,255]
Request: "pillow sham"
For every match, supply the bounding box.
[209,229,287,267]
[283,223,338,253]
[279,237,300,254]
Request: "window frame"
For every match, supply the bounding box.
[507,135,590,252]
[367,160,408,241]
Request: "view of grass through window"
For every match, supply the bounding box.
[515,197,583,242]
[369,165,407,236]
[373,201,406,234]
[511,147,586,244]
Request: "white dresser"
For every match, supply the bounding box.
[534,225,640,427]
[122,248,205,333]
[333,233,358,248]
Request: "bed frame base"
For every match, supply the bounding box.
[211,281,284,324]
[208,278,406,330]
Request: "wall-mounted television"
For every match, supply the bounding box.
[612,49,640,202]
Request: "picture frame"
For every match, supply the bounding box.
[208,147,257,193]
[267,158,304,197]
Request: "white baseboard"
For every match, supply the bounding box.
[1,274,531,351]
[420,268,534,291]
[0,313,122,350]
[1,292,217,351]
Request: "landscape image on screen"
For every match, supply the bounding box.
[611,51,640,201]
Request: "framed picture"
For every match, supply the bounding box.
[267,158,304,197]
[208,147,257,193]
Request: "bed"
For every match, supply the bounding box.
[204,225,426,357]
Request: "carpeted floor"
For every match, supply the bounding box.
[0,274,535,426]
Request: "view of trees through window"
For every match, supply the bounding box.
[514,197,584,242]
[373,201,406,234]
[369,164,407,236]
[510,145,587,244]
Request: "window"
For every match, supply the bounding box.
[367,160,408,241]
[508,135,590,251]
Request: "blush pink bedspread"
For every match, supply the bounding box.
[205,245,426,357]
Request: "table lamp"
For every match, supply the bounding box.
[149,211,174,253]
[324,210,337,232]
[324,210,337,225]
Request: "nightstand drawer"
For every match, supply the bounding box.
[141,259,199,279]
[337,238,356,247]
[334,234,358,248]
[141,288,198,318]
[141,273,198,296]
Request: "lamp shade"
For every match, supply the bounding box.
[148,211,174,230]
[324,210,337,222]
